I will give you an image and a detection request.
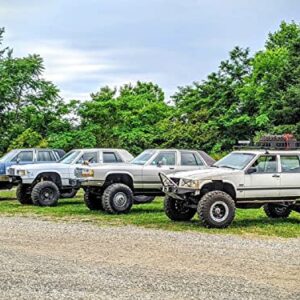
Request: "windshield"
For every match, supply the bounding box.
[0,150,18,162]
[131,150,155,165]
[59,150,81,164]
[214,152,255,170]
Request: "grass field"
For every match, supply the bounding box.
[0,189,299,238]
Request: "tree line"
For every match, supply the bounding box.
[0,21,299,157]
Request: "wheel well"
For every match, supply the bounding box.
[200,181,236,200]
[34,172,62,188]
[104,174,134,190]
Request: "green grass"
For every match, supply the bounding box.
[0,189,299,238]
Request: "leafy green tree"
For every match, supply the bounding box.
[79,81,173,155]
[8,128,47,151]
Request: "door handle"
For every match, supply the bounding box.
[169,167,175,170]
[272,174,280,178]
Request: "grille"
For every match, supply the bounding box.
[170,177,180,185]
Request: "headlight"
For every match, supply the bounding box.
[179,179,201,189]
[76,168,94,178]
[17,170,27,176]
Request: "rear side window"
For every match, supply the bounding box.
[103,152,122,163]
[281,155,300,172]
[181,152,203,166]
[37,151,56,162]
[12,151,34,162]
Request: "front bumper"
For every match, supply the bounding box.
[159,172,200,199]
[0,175,9,182]
[70,179,105,187]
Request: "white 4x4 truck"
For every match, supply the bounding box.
[160,149,300,228]
[75,149,215,214]
[7,148,133,206]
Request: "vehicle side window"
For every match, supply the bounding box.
[77,152,98,164]
[251,155,277,173]
[151,152,176,166]
[181,152,202,166]
[37,151,56,162]
[11,151,34,162]
[103,152,121,163]
[280,155,300,173]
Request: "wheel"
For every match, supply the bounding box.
[102,183,133,214]
[263,204,291,218]
[133,195,155,204]
[60,189,78,199]
[84,190,104,211]
[31,181,60,207]
[16,184,32,205]
[197,191,236,228]
[164,196,196,221]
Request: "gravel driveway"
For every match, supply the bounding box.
[0,216,299,300]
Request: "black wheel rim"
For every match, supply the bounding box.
[40,188,55,204]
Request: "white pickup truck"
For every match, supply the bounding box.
[7,148,133,206]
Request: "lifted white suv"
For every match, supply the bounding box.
[160,149,300,228]
[8,148,133,206]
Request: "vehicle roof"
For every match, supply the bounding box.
[11,148,63,151]
[232,150,300,154]
[70,148,130,151]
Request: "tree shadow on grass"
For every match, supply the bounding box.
[0,197,16,201]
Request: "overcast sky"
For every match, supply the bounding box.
[1,0,299,101]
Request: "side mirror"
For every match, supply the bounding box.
[157,161,163,167]
[16,158,21,164]
[246,167,257,174]
[83,160,90,166]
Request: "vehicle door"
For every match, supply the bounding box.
[244,154,280,199]
[9,150,34,168]
[143,151,177,189]
[176,151,206,172]
[279,154,300,198]
[36,150,57,164]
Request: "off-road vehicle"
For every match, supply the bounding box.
[75,149,215,214]
[160,136,300,228]
[0,148,64,190]
[7,148,133,206]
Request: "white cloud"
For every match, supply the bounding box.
[25,42,116,83]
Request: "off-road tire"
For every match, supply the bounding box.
[16,184,32,205]
[61,189,78,199]
[263,204,291,218]
[164,196,196,221]
[31,181,60,207]
[197,191,236,228]
[133,195,155,204]
[102,183,133,214]
[84,190,104,211]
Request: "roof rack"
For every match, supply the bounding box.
[234,134,300,150]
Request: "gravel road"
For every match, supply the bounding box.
[0,216,299,300]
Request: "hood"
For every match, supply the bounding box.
[170,167,242,180]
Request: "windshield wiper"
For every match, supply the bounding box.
[211,165,219,168]
[219,165,235,170]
